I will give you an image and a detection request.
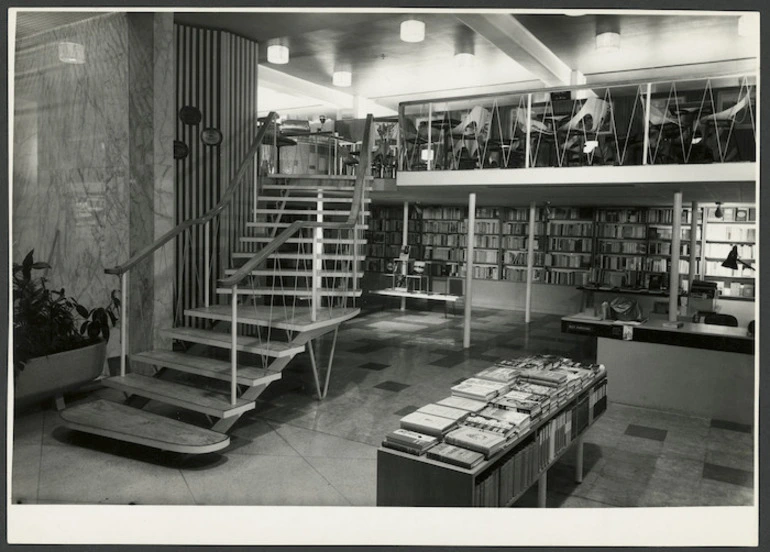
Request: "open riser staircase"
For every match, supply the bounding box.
[59,113,375,454]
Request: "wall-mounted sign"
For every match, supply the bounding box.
[200,128,223,146]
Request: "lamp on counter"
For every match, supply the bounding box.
[721,246,756,272]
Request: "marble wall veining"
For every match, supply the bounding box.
[12,12,175,367]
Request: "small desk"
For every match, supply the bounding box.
[562,314,755,425]
[372,289,460,317]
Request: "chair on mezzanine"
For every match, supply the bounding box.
[703,313,739,327]
[556,96,612,166]
[694,93,754,163]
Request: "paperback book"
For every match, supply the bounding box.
[451,377,510,401]
[436,396,489,413]
[400,412,458,437]
[417,403,471,422]
[446,425,508,458]
[475,365,523,384]
[479,406,532,431]
[462,413,518,438]
[384,428,439,451]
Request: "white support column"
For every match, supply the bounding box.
[525,201,536,324]
[642,83,652,165]
[400,201,408,311]
[464,193,476,349]
[538,471,547,508]
[688,201,699,286]
[120,272,128,377]
[668,191,683,325]
[427,103,433,171]
[312,190,323,322]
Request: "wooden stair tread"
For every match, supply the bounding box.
[265,174,373,181]
[262,184,373,192]
[185,305,359,331]
[162,327,305,357]
[240,237,364,244]
[233,252,362,260]
[254,209,370,216]
[132,350,284,384]
[216,287,362,297]
[60,399,230,454]
[258,196,371,203]
[224,268,355,277]
[102,373,255,418]
[247,222,368,229]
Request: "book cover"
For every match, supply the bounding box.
[451,378,510,400]
[436,396,488,413]
[385,428,439,449]
[475,365,523,383]
[427,443,485,469]
[462,414,517,437]
[479,406,531,429]
[417,403,470,422]
[400,412,457,436]
[381,440,431,456]
[446,426,507,457]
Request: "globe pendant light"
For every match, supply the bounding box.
[333,71,352,87]
[267,44,289,64]
[400,19,425,43]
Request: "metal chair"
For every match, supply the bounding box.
[703,313,739,327]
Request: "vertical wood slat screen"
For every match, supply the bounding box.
[175,24,259,327]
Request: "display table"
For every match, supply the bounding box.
[561,314,754,425]
[372,288,460,316]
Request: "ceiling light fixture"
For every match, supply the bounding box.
[595,31,621,53]
[332,70,352,87]
[738,14,758,37]
[714,202,723,219]
[454,52,475,69]
[267,44,289,64]
[400,19,425,43]
[58,42,85,64]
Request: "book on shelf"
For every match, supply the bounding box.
[416,403,471,422]
[445,425,508,458]
[384,428,439,452]
[451,377,510,401]
[400,411,458,437]
[436,396,489,413]
[426,443,485,469]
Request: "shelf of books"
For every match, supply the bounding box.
[377,355,607,507]
[702,205,756,299]
[366,205,422,273]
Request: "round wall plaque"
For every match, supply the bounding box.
[179,106,202,125]
[173,140,189,160]
[200,127,223,146]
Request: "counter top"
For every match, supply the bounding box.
[561,313,754,355]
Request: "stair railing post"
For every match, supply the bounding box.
[230,284,238,405]
[204,220,210,308]
[120,272,128,377]
[312,189,323,322]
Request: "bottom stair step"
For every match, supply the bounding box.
[132,350,283,386]
[59,399,230,454]
[102,373,255,418]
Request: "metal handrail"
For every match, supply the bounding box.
[104,111,278,276]
[218,113,374,288]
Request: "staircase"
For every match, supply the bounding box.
[59,113,375,454]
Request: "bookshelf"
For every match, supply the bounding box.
[377,371,608,507]
[702,205,756,299]
[366,205,422,273]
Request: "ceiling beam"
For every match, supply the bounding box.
[456,14,572,86]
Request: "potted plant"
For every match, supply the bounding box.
[12,250,120,408]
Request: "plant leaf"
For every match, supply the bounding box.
[107,310,118,326]
[87,323,100,338]
[80,321,89,334]
[102,325,110,342]
[75,304,89,318]
[31,262,50,270]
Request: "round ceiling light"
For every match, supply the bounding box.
[595,31,621,53]
[400,19,425,43]
[332,70,352,87]
[267,44,289,64]
[454,52,475,69]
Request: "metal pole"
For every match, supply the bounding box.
[668,191,683,324]
[538,471,547,508]
[525,94,532,168]
[231,285,238,405]
[463,193,476,349]
[688,201,699,288]
[642,83,652,165]
[204,220,210,308]
[400,201,408,311]
[427,103,433,171]
[575,435,584,483]
[120,272,128,377]
[525,201,536,324]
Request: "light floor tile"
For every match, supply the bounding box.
[304,456,377,506]
[270,422,378,459]
[11,444,42,504]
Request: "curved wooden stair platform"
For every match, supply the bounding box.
[59,399,231,454]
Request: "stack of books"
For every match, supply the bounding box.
[400,411,458,437]
[416,403,471,423]
[491,389,543,420]
[445,425,508,458]
[451,377,510,401]
[427,443,485,469]
[475,364,523,384]
[519,368,568,387]
[382,429,439,456]
[436,395,488,413]
[478,405,531,434]
[462,413,518,438]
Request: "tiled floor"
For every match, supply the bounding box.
[11,306,755,507]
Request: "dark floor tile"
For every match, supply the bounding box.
[429,355,465,368]
[393,405,419,416]
[710,419,753,434]
[358,362,389,371]
[374,381,410,392]
[625,424,668,442]
[702,463,753,489]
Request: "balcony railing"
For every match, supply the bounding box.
[398,74,756,172]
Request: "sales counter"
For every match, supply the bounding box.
[562,314,755,425]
